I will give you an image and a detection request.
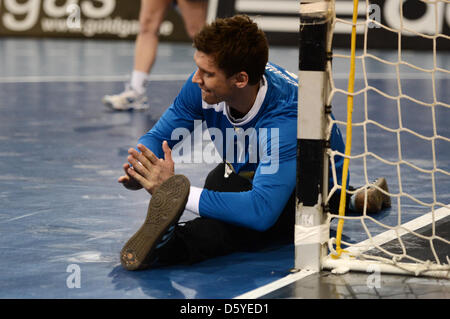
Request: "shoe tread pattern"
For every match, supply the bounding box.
[120,175,190,270]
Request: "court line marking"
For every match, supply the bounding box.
[332,72,449,80]
[0,73,446,83]
[0,74,190,83]
[3,209,53,223]
[233,269,317,299]
[234,206,450,299]
[345,206,450,255]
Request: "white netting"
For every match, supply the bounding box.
[323,0,450,278]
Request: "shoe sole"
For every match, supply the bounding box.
[120,175,190,271]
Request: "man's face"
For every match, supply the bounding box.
[192,51,235,105]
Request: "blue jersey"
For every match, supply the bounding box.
[138,63,345,231]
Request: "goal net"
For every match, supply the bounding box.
[296,0,450,278]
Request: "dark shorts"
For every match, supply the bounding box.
[155,163,351,266]
[154,163,294,265]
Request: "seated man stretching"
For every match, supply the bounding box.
[117,15,391,270]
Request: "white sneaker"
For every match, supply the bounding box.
[102,85,149,111]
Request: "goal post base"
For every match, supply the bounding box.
[322,255,450,279]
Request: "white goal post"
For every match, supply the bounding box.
[296,0,450,279]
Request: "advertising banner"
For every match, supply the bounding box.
[233,0,450,50]
[0,0,448,50]
[0,0,190,41]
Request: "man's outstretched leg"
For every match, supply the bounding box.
[120,174,190,271]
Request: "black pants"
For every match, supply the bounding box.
[156,163,350,266]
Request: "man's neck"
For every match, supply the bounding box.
[227,82,260,118]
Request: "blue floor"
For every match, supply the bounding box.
[0,80,296,298]
[0,39,448,298]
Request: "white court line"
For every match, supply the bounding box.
[234,206,450,299]
[4,209,53,223]
[322,206,450,278]
[346,206,450,255]
[0,72,443,83]
[331,72,449,80]
[234,269,317,299]
[0,74,190,83]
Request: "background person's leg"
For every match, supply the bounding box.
[134,0,172,75]
[177,0,208,39]
[102,0,172,111]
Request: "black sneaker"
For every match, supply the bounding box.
[120,175,190,270]
[354,177,391,214]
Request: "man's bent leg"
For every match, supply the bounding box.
[155,163,296,266]
[120,175,190,270]
[155,163,267,265]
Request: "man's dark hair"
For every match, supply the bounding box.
[193,15,269,85]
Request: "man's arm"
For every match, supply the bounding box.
[198,158,296,232]
[118,72,202,191]
[187,120,297,232]
[137,73,203,158]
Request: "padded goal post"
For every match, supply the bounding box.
[295,0,334,271]
[296,0,450,278]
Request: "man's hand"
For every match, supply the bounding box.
[124,141,175,195]
[118,163,143,190]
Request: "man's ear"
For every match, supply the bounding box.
[234,71,249,88]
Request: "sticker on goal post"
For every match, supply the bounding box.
[295,224,329,245]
